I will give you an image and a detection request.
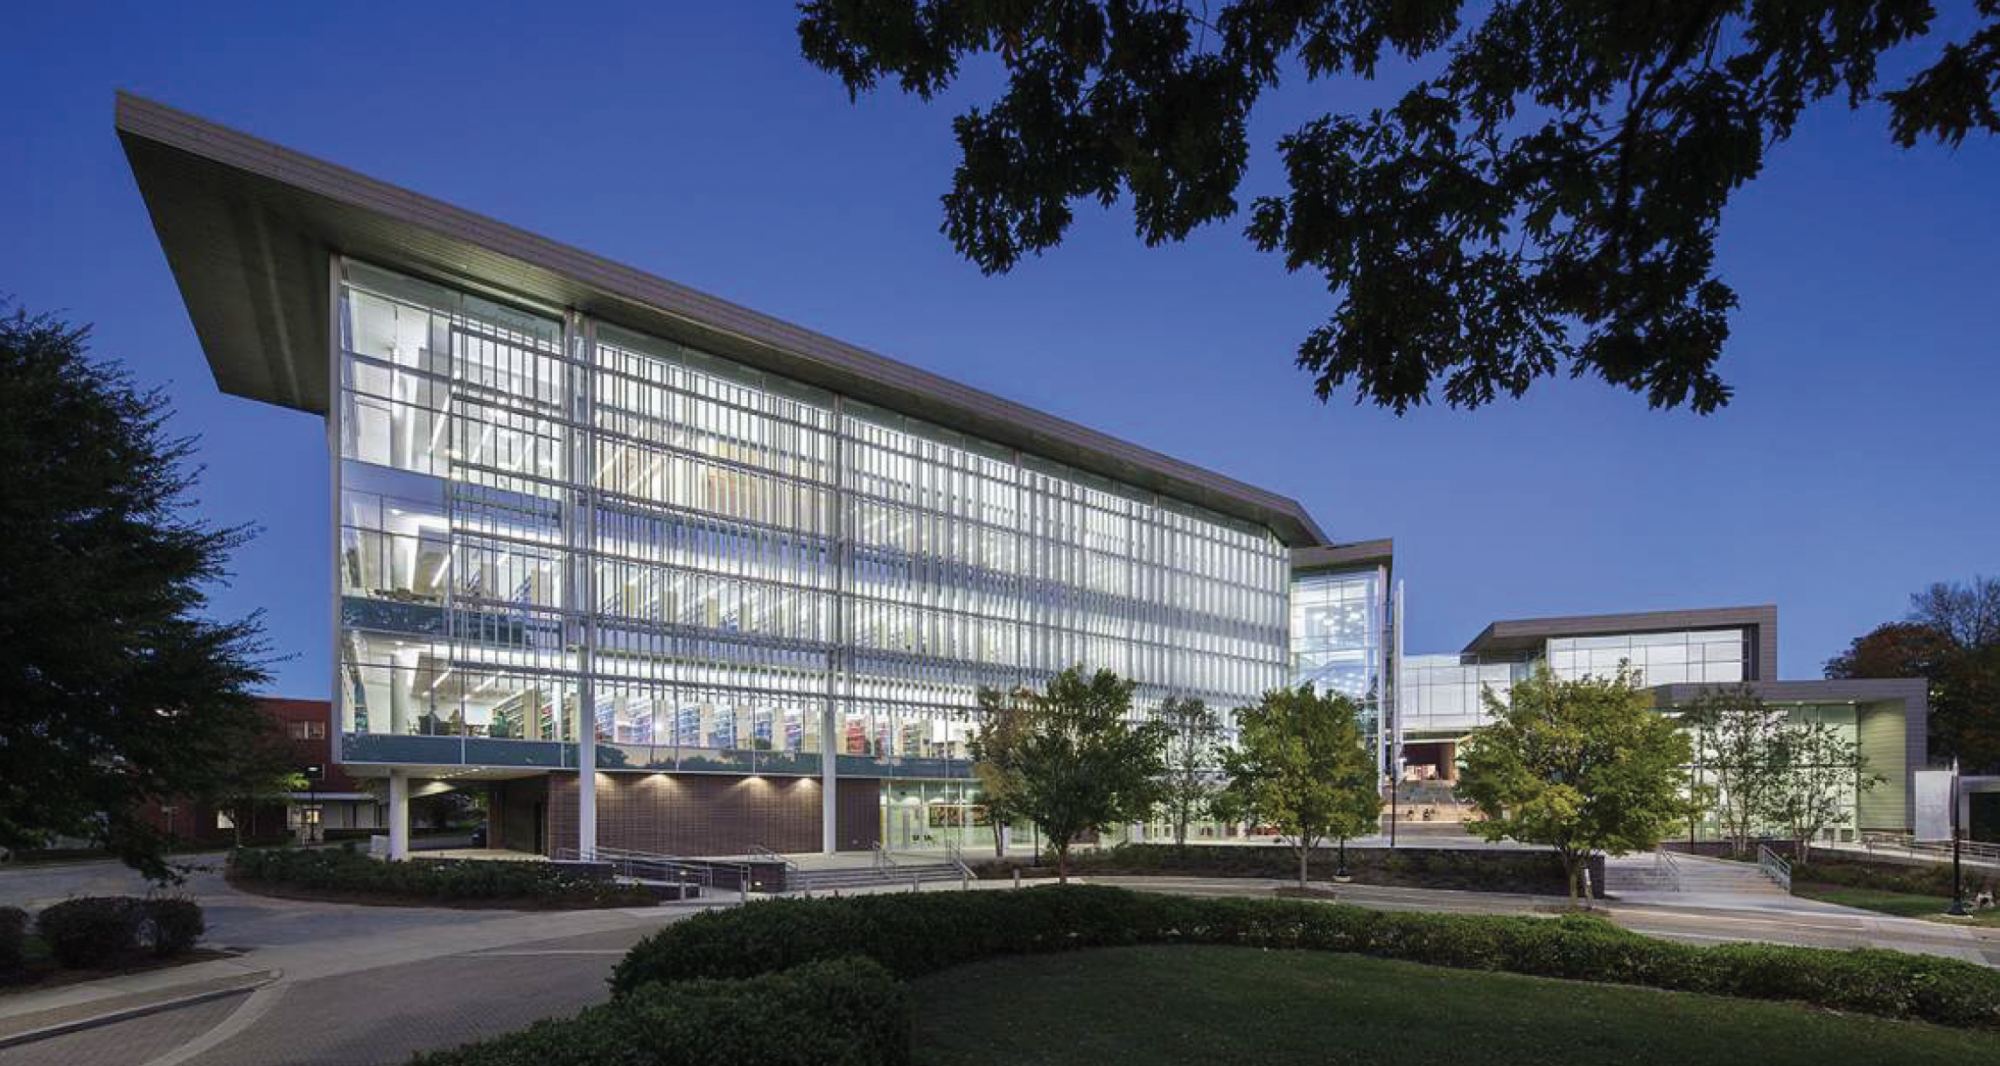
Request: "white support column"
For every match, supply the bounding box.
[822,704,839,854]
[388,770,410,861]
[822,395,847,856]
[571,312,598,861]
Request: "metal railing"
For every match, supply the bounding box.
[943,839,973,889]
[1654,847,1683,892]
[1858,831,2000,865]
[1756,844,1793,892]
[872,842,899,873]
[554,846,751,905]
[748,844,802,893]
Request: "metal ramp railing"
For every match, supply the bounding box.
[1756,844,1793,892]
[553,846,752,904]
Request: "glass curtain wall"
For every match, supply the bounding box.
[1545,629,1747,686]
[1289,567,1389,771]
[334,261,1289,774]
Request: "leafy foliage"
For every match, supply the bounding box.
[1155,695,1222,852]
[1766,717,1881,861]
[35,897,141,968]
[799,1,2000,413]
[0,906,27,976]
[968,667,1168,880]
[972,841,1601,897]
[1682,684,1787,855]
[1828,576,2000,772]
[967,684,1033,856]
[0,305,271,880]
[1215,684,1381,886]
[612,884,2000,1031]
[1458,665,1692,899]
[414,957,910,1066]
[138,897,206,957]
[227,846,655,907]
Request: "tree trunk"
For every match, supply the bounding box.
[1298,845,1309,889]
[1055,842,1069,885]
[1562,852,1581,904]
[993,820,1006,859]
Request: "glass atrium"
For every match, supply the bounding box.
[333,261,1291,780]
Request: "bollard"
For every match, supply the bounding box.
[1013,868,1021,890]
[912,872,921,894]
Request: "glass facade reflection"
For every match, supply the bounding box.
[1546,629,1746,686]
[1290,567,1391,770]
[334,261,1290,778]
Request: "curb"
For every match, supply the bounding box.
[0,970,279,1049]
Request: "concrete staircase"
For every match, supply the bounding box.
[1601,854,1680,893]
[1670,853,1790,894]
[789,861,966,894]
[1602,851,1787,898]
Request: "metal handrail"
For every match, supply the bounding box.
[1654,847,1683,892]
[748,844,801,875]
[872,842,899,872]
[1860,831,2000,864]
[944,839,973,886]
[554,846,752,904]
[1756,844,1793,892]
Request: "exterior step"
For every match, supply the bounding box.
[790,863,965,893]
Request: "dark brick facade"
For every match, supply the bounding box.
[536,772,882,856]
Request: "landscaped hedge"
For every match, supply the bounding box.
[613,886,2000,1031]
[411,957,908,1066]
[1791,856,1971,897]
[976,843,1606,897]
[229,846,655,908]
[32,896,206,968]
[0,905,26,975]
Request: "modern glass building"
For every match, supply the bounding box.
[1388,604,1926,837]
[120,93,1934,854]
[1288,541,1396,775]
[119,93,1322,859]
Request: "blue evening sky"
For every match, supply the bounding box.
[4,5,1995,698]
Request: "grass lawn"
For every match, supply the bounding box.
[1792,882,2000,926]
[910,945,2000,1066]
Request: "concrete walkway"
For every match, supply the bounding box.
[0,853,707,1049]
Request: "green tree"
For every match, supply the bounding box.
[216,724,310,848]
[1215,685,1380,888]
[800,2,1998,414]
[1766,718,1882,862]
[1156,695,1222,854]
[1680,684,1786,856]
[970,667,1168,881]
[967,684,1034,857]
[0,306,271,881]
[1828,577,2000,772]
[1458,666,1692,902]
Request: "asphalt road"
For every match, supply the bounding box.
[5,923,654,1066]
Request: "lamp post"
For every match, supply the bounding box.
[1948,758,1969,918]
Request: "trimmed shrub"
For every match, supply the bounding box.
[0,905,27,975]
[36,897,140,969]
[611,885,2000,1031]
[412,956,908,1066]
[139,898,205,957]
[227,847,652,907]
[973,843,1606,897]
[1791,857,1961,897]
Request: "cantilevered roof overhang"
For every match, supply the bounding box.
[1465,604,1779,680]
[1291,538,1393,573]
[115,92,1328,547]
